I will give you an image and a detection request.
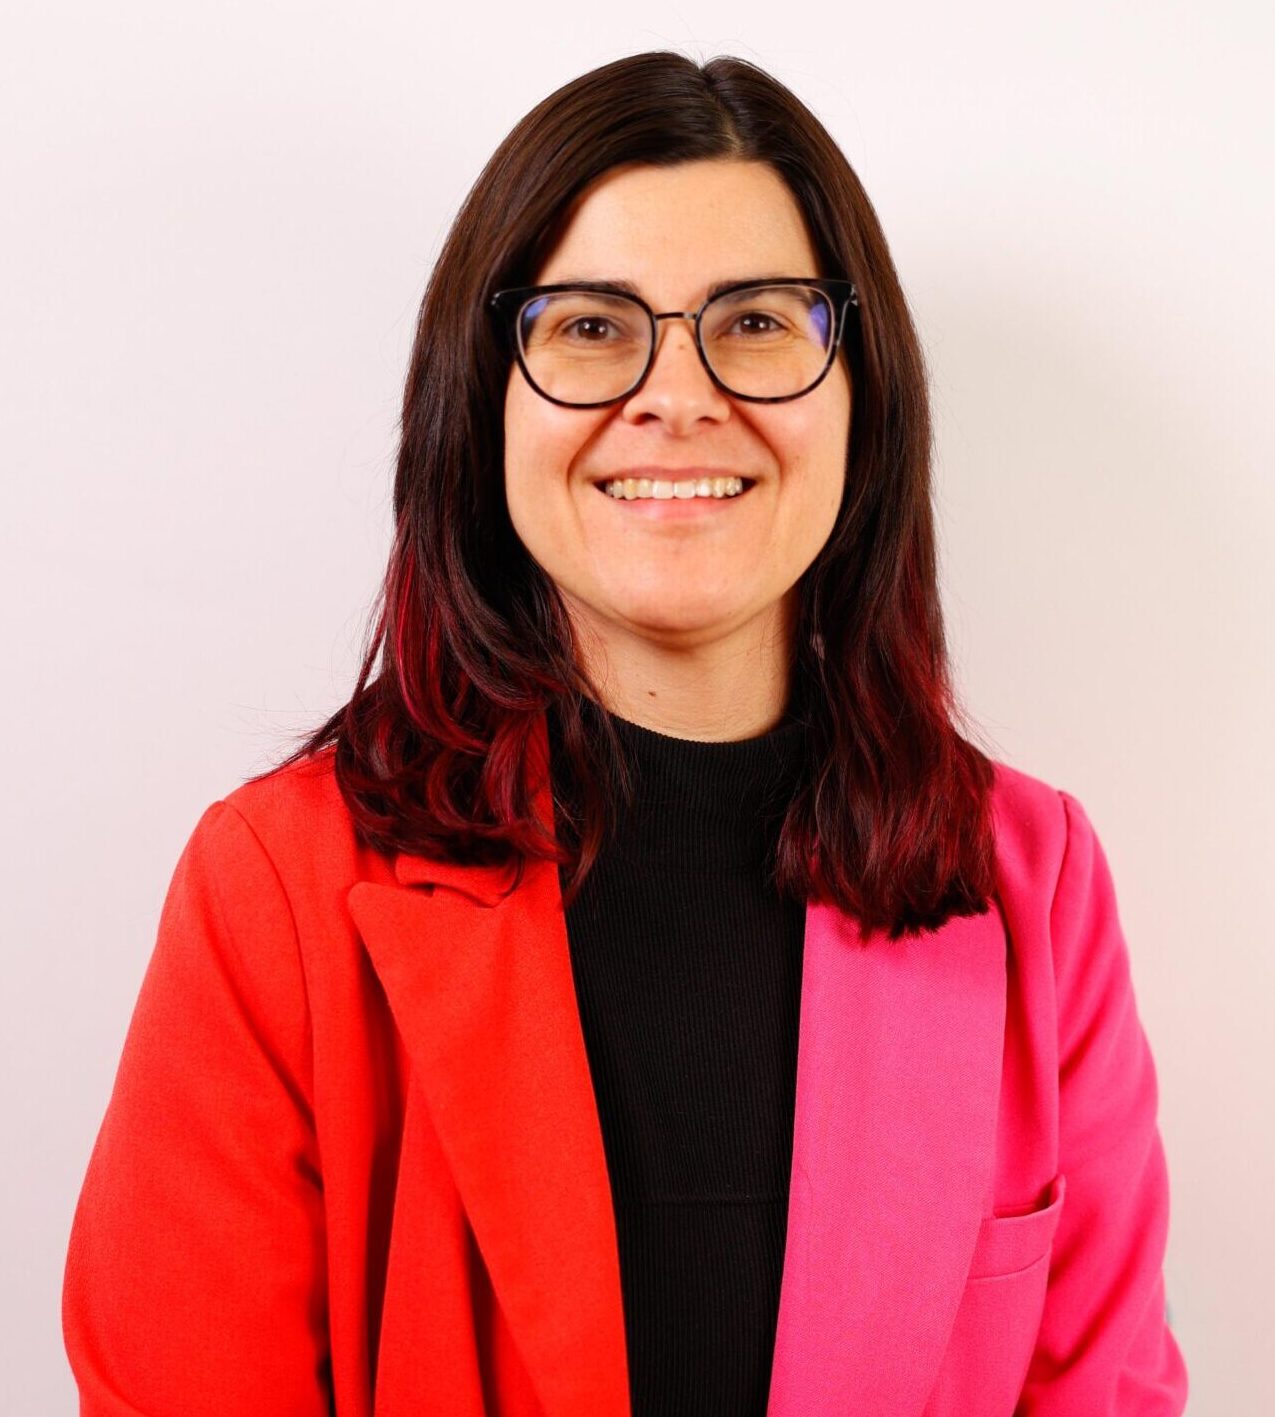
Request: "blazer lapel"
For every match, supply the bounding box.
[347,717,630,1417]
[766,899,1008,1417]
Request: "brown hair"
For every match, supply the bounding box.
[263,50,998,940]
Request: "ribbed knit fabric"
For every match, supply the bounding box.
[547,700,808,1417]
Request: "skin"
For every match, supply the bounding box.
[502,158,852,741]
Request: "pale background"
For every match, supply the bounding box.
[3,2,1270,1411]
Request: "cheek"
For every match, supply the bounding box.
[502,379,541,487]
[807,374,852,489]
[766,397,849,495]
[503,380,600,493]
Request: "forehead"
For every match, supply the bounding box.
[533,159,822,302]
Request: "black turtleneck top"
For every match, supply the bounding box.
[547,701,808,1417]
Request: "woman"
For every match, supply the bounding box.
[62,51,1189,1416]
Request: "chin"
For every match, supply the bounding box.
[616,600,741,638]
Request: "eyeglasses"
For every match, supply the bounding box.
[489,277,859,408]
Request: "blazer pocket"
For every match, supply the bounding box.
[921,1175,1068,1416]
[967,1172,1067,1281]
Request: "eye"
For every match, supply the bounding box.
[731,310,785,336]
[564,315,617,341]
[519,292,646,351]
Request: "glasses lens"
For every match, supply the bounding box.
[517,291,650,404]
[700,284,835,399]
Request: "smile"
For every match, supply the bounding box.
[599,476,750,500]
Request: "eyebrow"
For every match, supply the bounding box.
[547,274,803,302]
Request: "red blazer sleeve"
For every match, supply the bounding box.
[62,802,331,1416]
[1018,790,1189,1413]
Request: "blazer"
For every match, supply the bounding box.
[63,717,1189,1416]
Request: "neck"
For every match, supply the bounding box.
[566,593,797,741]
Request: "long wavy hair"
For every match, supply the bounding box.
[261,50,999,940]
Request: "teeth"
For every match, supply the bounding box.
[602,476,748,499]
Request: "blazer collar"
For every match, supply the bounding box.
[348,712,1006,1417]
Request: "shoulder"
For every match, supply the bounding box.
[222,744,348,832]
[205,746,393,899]
[987,755,1107,894]
[985,756,1127,997]
[987,758,1069,894]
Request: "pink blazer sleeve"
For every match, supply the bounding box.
[1018,790,1189,1413]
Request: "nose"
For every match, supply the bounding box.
[618,315,731,431]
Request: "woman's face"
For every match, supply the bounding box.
[502,158,851,668]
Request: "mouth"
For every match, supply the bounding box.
[592,474,756,502]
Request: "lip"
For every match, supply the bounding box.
[589,467,750,486]
[588,469,756,519]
